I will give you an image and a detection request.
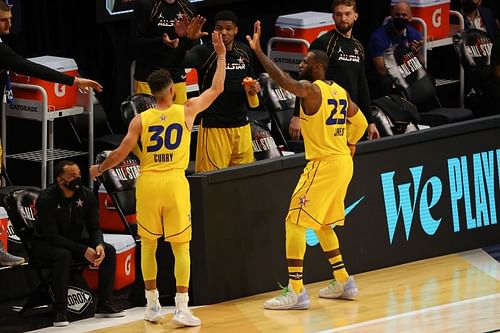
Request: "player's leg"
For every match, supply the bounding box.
[194,123,232,172]
[229,123,254,166]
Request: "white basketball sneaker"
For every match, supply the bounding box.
[264,285,310,310]
[144,289,163,323]
[172,293,201,327]
[319,276,358,299]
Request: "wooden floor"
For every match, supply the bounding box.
[30,249,500,333]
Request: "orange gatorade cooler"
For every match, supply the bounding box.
[82,234,136,291]
[0,207,8,251]
[271,11,334,72]
[10,56,78,110]
[392,0,450,40]
[97,184,136,233]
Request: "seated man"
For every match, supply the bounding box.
[461,0,499,41]
[366,1,423,98]
[33,160,125,327]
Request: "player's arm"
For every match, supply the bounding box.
[246,20,315,99]
[184,32,226,130]
[346,94,368,147]
[89,115,142,179]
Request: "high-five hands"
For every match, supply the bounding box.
[212,30,226,56]
[174,14,209,40]
[245,20,262,53]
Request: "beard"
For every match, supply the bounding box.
[335,22,354,35]
[299,69,313,81]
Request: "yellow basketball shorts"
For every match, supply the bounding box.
[195,122,254,172]
[134,80,187,105]
[286,156,353,230]
[136,171,192,243]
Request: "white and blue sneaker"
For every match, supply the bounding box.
[319,276,358,299]
[264,285,310,310]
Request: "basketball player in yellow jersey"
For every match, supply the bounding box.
[90,31,225,326]
[247,20,368,310]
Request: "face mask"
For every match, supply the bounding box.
[64,177,83,192]
[392,17,409,31]
[462,0,478,14]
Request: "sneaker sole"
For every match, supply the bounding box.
[53,321,69,327]
[264,302,310,310]
[171,318,201,327]
[144,314,164,323]
[95,312,125,318]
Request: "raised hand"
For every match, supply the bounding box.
[212,31,225,56]
[246,20,262,52]
[187,15,208,40]
[162,32,179,48]
[174,14,190,38]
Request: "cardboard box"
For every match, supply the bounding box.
[10,56,78,110]
[82,234,136,291]
[98,184,136,233]
[392,0,450,40]
[271,11,334,72]
[0,207,8,251]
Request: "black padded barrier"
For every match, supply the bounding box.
[181,115,500,305]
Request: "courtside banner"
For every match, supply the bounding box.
[334,121,500,273]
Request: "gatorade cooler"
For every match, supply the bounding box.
[0,207,8,251]
[271,11,334,72]
[185,68,199,93]
[10,56,79,110]
[82,234,136,291]
[391,0,450,40]
[98,184,136,233]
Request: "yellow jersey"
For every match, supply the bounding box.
[138,104,190,173]
[300,80,351,160]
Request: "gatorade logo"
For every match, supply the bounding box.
[54,83,66,97]
[125,253,132,276]
[432,8,442,28]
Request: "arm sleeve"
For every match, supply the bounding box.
[347,110,368,145]
[357,61,374,123]
[131,0,164,51]
[85,191,104,247]
[36,194,87,257]
[0,44,74,86]
[171,40,207,69]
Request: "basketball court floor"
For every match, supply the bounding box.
[28,248,500,333]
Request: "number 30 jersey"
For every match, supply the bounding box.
[301,80,351,160]
[138,105,190,173]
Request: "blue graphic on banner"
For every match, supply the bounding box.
[381,149,499,245]
[306,196,365,246]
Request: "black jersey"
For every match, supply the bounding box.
[176,40,255,128]
[310,30,373,123]
[132,0,196,83]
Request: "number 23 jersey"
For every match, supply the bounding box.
[301,80,351,160]
[138,105,190,173]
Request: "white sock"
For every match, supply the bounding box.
[145,289,160,308]
[175,292,189,312]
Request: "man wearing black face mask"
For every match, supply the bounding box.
[33,160,124,327]
[366,1,423,98]
[461,0,499,40]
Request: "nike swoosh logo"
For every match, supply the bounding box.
[306,196,365,246]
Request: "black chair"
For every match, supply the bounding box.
[384,45,475,126]
[3,187,92,315]
[258,73,296,150]
[453,29,494,116]
[68,102,124,153]
[120,93,156,126]
[94,151,139,238]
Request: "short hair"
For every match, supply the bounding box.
[310,49,329,71]
[0,1,12,12]
[214,10,238,25]
[55,160,77,178]
[332,0,357,12]
[147,69,173,94]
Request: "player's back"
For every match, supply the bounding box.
[300,80,351,160]
[138,104,191,173]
